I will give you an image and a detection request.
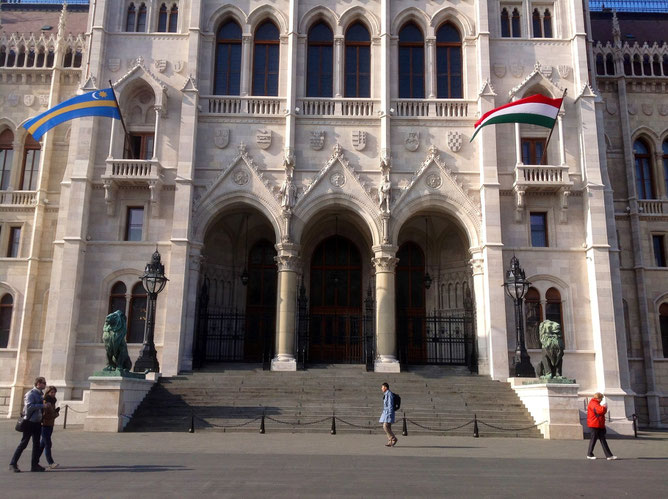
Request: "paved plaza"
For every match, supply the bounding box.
[2,421,667,498]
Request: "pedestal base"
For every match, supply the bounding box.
[509,379,583,439]
[374,356,401,373]
[84,375,157,432]
[271,356,297,371]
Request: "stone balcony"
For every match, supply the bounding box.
[391,99,472,118]
[101,158,163,216]
[200,96,285,116]
[638,199,668,216]
[297,98,380,117]
[512,164,573,222]
[0,190,37,208]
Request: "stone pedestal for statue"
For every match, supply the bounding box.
[83,375,156,432]
[509,378,583,439]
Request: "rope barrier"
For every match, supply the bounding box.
[406,418,474,432]
[64,406,88,414]
[478,420,548,432]
[264,415,332,426]
[192,414,261,429]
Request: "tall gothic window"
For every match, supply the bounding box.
[0,46,6,67]
[634,139,655,199]
[398,22,425,99]
[252,21,280,96]
[214,21,242,95]
[126,3,136,31]
[20,135,40,190]
[158,3,178,33]
[0,294,12,348]
[307,22,334,97]
[128,282,146,343]
[532,9,553,38]
[108,282,127,315]
[344,22,371,98]
[512,8,522,37]
[436,22,462,98]
[126,3,147,32]
[0,129,14,190]
[136,3,147,32]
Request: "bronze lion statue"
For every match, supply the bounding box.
[537,320,564,379]
[102,310,132,372]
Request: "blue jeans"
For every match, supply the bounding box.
[39,426,54,465]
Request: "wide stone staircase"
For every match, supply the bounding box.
[124,365,542,437]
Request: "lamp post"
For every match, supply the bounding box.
[503,255,535,377]
[133,248,169,373]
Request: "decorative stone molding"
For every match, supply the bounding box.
[469,257,485,276]
[509,62,564,99]
[275,255,302,273]
[372,256,398,273]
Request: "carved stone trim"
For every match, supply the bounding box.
[372,256,398,273]
[275,255,302,273]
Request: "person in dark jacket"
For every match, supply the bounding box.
[9,377,47,472]
[586,392,618,460]
[379,382,397,447]
[39,386,60,469]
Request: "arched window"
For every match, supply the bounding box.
[6,49,15,67]
[307,22,334,97]
[169,4,178,33]
[663,140,668,197]
[46,50,54,67]
[158,3,168,32]
[512,8,521,38]
[136,3,147,33]
[252,21,280,96]
[126,3,136,32]
[643,54,651,76]
[632,54,641,76]
[63,48,73,67]
[524,287,542,349]
[0,46,6,67]
[73,50,82,68]
[17,47,25,67]
[0,129,14,190]
[36,48,45,68]
[108,281,127,316]
[653,55,661,77]
[436,22,462,98]
[663,55,668,76]
[532,9,542,37]
[500,8,511,38]
[634,139,655,199]
[623,54,631,75]
[26,49,35,67]
[128,282,146,343]
[605,54,615,75]
[398,22,425,99]
[545,288,563,331]
[660,303,668,358]
[20,135,40,191]
[595,54,605,75]
[543,9,553,38]
[214,21,242,95]
[344,22,371,98]
[0,294,12,348]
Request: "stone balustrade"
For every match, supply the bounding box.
[638,199,666,215]
[514,164,572,192]
[102,159,163,185]
[296,98,380,117]
[201,95,284,116]
[392,99,472,118]
[0,190,37,207]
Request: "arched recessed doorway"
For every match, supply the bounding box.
[396,242,426,361]
[308,235,364,363]
[194,209,277,366]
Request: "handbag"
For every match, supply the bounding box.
[15,415,26,432]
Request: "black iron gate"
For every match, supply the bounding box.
[193,280,274,369]
[297,282,375,370]
[397,306,477,372]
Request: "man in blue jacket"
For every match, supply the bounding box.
[9,376,47,472]
[379,382,398,447]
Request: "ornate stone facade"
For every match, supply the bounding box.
[0,1,636,432]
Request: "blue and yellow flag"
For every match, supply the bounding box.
[22,88,120,141]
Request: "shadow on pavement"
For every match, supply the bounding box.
[51,465,188,473]
[392,446,478,449]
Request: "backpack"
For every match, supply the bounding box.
[393,393,401,411]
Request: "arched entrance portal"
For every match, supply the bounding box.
[308,235,364,363]
[396,214,476,368]
[193,209,277,367]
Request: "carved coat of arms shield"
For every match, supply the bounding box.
[214,127,230,149]
[352,130,367,151]
[23,95,35,107]
[405,131,419,152]
[310,131,325,150]
[256,129,272,149]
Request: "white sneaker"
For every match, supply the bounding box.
[586,455,596,460]
[47,463,59,469]
[607,456,618,461]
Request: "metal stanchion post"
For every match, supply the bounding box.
[63,404,69,430]
[632,414,637,438]
[189,414,195,433]
[402,413,407,436]
[330,416,336,435]
[260,414,265,434]
[473,414,479,438]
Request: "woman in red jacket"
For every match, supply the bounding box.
[587,392,617,460]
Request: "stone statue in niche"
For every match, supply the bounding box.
[279,170,297,210]
[378,174,392,213]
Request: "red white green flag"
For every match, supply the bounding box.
[470,94,564,142]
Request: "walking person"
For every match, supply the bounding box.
[379,382,397,447]
[39,386,60,470]
[586,392,618,460]
[9,377,47,472]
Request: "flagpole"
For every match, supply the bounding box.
[540,89,567,166]
[109,80,133,159]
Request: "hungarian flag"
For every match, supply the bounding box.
[470,94,563,142]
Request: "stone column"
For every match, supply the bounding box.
[470,254,488,374]
[334,36,344,99]
[151,107,160,160]
[558,110,566,165]
[107,118,116,159]
[372,246,399,372]
[240,35,252,97]
[515,122,522,164]
[426,37,436,99]
[271,243,300,371]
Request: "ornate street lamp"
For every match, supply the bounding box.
[134,248,169,373]
[424,217,432,289]
[503,255,535,377]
